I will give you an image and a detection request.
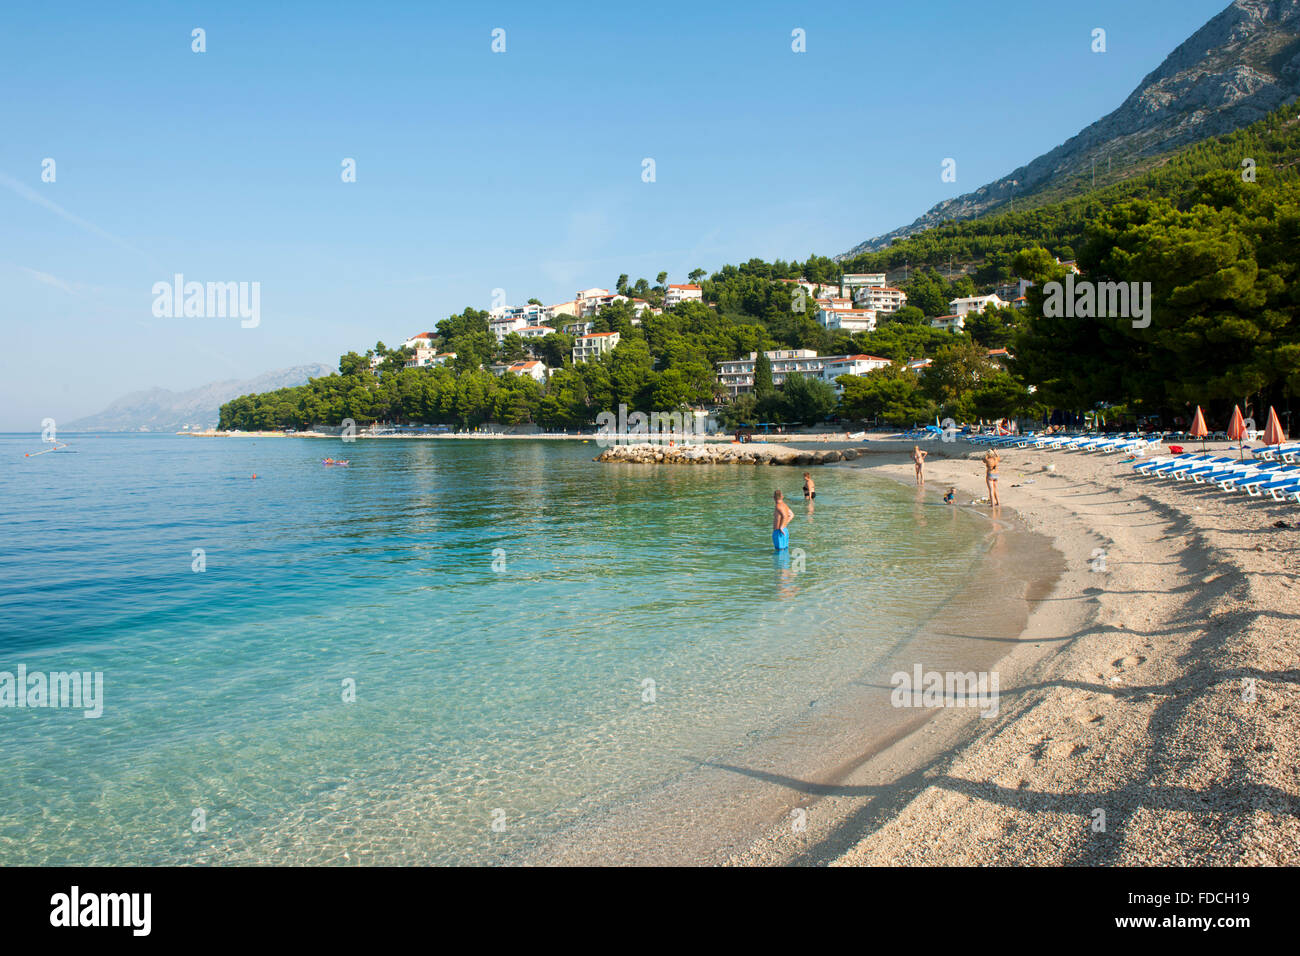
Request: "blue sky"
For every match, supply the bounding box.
[0,0,1230,429]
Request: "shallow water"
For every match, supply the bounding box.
[0,434,997,864]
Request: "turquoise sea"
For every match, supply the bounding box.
[0,434,1000,864]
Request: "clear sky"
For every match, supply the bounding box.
[0,0,1231,429]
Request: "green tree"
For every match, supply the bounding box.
[754,351,774,398]
[780,372,837,424]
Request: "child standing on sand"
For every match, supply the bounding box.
[983,450,1001,506]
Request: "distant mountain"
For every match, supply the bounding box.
[67,364,335,432]
[841,0,1300,257]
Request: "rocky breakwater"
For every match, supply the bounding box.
[594,442,865,466]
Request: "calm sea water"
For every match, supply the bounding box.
[0,434,993,864]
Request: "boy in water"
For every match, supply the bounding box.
[772,490,793,551]
[943,487,956,504]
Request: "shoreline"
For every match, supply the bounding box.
[740,441,1300,865]
[527,439,1299,865]
[518,460,1077,865]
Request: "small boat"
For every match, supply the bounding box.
[322,458,350,467]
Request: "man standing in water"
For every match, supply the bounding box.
[772,490,793,551]
[983,449,1001,506]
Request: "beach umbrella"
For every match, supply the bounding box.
[1227,405,1245,459]
[1264,406,1286,446]
[1189,405,1208,452]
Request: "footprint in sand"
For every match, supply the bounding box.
[1112,655,1147,670]
[1047,740,1087,761]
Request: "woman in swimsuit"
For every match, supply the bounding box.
[983,450,1001,506]
[802,472,815,500]
[912,445,928,486]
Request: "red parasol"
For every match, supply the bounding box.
[1189,406,1208,451]
[1227,406,1245,459]
[1263,406,1286,446]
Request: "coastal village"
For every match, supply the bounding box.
[382,271,1039,401]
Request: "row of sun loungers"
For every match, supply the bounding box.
[964,433,1162,453]
[1133,453,1300,502]
[954,430,1295,503]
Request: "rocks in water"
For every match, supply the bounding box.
[595,443,868,467]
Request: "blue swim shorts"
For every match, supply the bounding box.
[772,528,789,551]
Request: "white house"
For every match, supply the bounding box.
[819,308,877,333]
[853,285,908,314]
[545,300,578,320]
[815,297,853,314]
[406,348,457,369]
[906,358,933,373]
[573,331,621,362]
[822,354,891,390]
[574,288,611,317]
[930,314,965,332]
[664,284,703,308]
[500,360,549,382]
[514,324,554,340]
[949,294,1006,317]
[403,332,438,350]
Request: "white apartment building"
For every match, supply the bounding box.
[853,285,908,313]
[664,284,703,308]
[949,294,1006,317]
[716,349,888,397]
[930,314,966,332]
[489,314,528,342]
[818,308,877,333]
[488,302,547,323]
[840,273,887,298]
[815,297,853,313]
[573,331,621,362]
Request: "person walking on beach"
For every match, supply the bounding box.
[772,490,793,551]
[983,450,1001,506]
[912,445,928,486]
[802,472,815,500]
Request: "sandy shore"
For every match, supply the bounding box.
[729,440,1300,866]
